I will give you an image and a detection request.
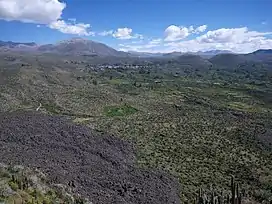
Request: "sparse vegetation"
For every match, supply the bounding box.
[0,52,271,203]
[0,164,87,204]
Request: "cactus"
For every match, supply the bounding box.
[238,193,242,204]
[211,191,215,204]
[218,191,223,204]
[196,177,243,204]
[231,176,235,204]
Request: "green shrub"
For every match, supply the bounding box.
[8,181,19,191]
[104,105,138,117]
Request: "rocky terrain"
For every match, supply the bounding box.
[0,111,180,204]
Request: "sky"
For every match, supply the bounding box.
[0,0,272,53]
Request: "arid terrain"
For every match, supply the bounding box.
[0,41,272,203]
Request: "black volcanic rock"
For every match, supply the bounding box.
[0,111,181,204]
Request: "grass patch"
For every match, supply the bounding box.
[104,104,138,117]
[43,103,63,114]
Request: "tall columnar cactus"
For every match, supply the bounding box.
[218,191,223,204]
[227,194,230,203]
[211,191,215,204]
[196,177,243,204]
[238,192,242,204]
[231,176,235,204]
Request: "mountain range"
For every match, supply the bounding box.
[130,50,233,58]
[0,38,271,58]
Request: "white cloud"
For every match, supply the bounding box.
[112,27,143,40]
[262,21,267,25]
[121,26,272,53]
[118,38,163,52]
[164,24,208,41]
[194,25,207,33]
[164,25,190,41]
[131,40,144,44]
[0,0,95,36]
[164,27,272,53]
[113,27,133,39]
[98,30,114,36]
[149,38,162,45]
[120,43,158,50]
[189,26,194,32]
[0,0,66,24]
[134,33,144,39]
[119,43,161,53]
[197,27,271,44]
[49,20,94,36]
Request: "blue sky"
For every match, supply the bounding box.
[0,0,272,53]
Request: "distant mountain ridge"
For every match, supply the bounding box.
[0,39,271,58]
[0,38,128,57]
[130,50,233,58]
[251,49,272,55]
[0,40,37,48]
[37,38,128,57]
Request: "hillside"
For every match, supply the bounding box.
[0,50,272,203]
[209,54,248,68]
[0,163,88,203]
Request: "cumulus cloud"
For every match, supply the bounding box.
[194,25,207,33]
[121,26,272,53]
[113,28,133,39]
[112,27,143,39]
[164,25,190,41]
[164,27,272,53]
[49,20,94,36]
[0,0,93,36]
[164,24,207,41]
[197,27,271,44]
[0,0,66,24]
